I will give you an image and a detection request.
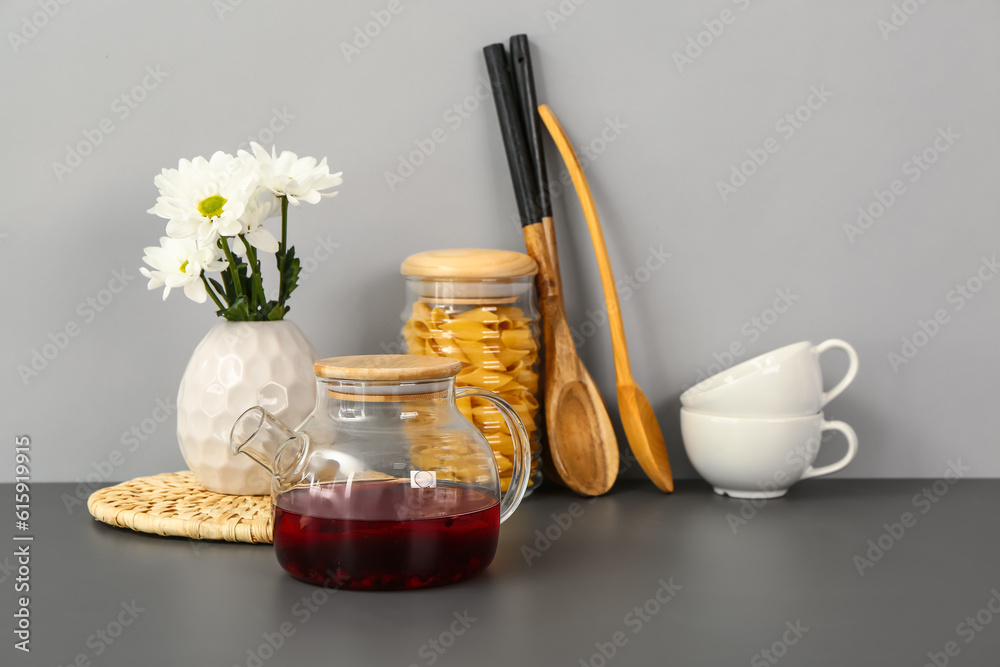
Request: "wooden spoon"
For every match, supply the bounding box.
[522,216,620,496]
[538,104,675,493]
[484,44,619,496]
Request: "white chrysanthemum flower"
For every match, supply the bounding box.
[140,236,228,303]
[241,142,343,206]
[148,151,258,243]
[235,194,280,255]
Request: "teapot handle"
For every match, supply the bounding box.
[456,387,531,524]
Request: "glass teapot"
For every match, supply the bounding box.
[230,354,530,591]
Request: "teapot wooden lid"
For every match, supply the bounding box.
[401,248,538,279]
[314,355,462,381]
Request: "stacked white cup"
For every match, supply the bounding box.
[679,340,860,498]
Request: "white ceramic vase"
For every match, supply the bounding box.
[177,320,318,495]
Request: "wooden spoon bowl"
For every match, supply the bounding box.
[618,385,674,492]
[549,377,619,496]
[523,223,620,496]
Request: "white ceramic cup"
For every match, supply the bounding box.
[679,339,859,417]
[680,409,858,499]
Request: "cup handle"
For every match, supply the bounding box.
[455,386,531,524]
[815,339,859,407]
[801,419,858,480]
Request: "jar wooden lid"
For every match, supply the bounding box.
[314,355,462,381]
[401,248,538,279]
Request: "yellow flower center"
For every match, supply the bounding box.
[197,194,227,219]
[179,260,189,273]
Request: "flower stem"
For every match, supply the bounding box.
[202,274,225,311]
[239,234,265,316]
[218,236,245,306]
[280,195,288,252]
[277,195,289,306]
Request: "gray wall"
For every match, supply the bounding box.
[3,0,998,484]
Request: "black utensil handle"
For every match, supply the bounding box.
[509,34,552,219]
[483,43,539,228]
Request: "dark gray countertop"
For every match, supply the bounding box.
[3,479,999,666]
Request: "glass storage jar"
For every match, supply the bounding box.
[400,249,542,493]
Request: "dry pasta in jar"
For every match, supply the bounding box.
[400,249,542,493]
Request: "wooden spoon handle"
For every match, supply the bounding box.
[483,44,538,228]
[509,35,551,220]
[509,35,562,293]
[537,105,633,382]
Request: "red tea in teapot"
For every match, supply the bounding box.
[232,355,533,590]
[273,479,500,591]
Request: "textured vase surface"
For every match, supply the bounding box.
[177,320,318,495]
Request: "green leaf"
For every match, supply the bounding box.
[219,266,234,295]
[280,246,301,304]
[208,277,227,301]
[220,295,249,322]
[249,260,266,315]
[266,303,286,321]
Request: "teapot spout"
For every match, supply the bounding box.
[231,407,304,481]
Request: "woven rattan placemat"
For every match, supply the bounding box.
[88,471,272,544]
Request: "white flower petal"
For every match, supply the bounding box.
[297,191,322,205]
[165,218,200,239]
[148,151,257,238]
[249,144,343,204]
[139,236,217,303]
[216,217,242,237]
[184,279,208,303]
[246,227,279,253]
